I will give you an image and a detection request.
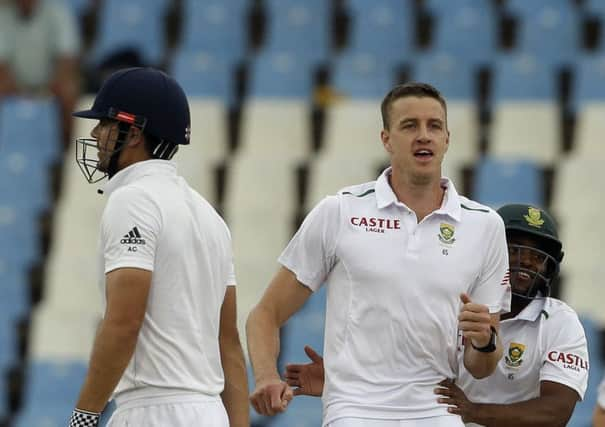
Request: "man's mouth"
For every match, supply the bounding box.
[414,149,434,159]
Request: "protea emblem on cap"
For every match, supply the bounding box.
[524,207,544,228]
[438,223,456,245]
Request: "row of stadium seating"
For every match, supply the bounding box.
[74,0,605,70]
[1,1,604,425]
[1,91,603,425]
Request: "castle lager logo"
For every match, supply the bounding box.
[350,217,401,234]
[547,351,588,372]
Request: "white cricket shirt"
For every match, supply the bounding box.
[279,167,511,425]
[98,160,236,399]
[458,297,589,427]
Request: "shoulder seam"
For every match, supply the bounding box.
[461,203,489,213]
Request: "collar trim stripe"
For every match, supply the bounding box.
[343,189,376,198]
[461,203,489,213]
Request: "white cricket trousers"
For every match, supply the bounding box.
[107,394,229,427]
[327,415,465,427]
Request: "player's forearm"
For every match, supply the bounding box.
[220,335,250,427]
[594,404,605,427]
[246,305,282,383]
[76,318,140,412]
[51,56,80,99]
[463,338,503,379]
[0,63,18,96]
[468,396,572,427]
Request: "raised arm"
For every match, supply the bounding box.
[246,267,313,416]
[460,293,503,379]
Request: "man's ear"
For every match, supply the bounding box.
[127,126,144,147]
[381,129,392,154]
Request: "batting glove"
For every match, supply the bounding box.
[69,408,100,427]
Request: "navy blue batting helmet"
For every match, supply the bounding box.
[73,67,191,146]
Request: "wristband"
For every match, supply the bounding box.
[471,326,498,353]
[69,408,100,427]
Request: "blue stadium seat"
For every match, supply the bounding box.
[0,97,62,167]
[571,54,605,110]
[331,52,395,99]
[411,52,475,100]
[0,322,16,421]
[568,316,603,426]
[492,53,557,101]
[0,320,17,372]
[90,0,168,66]
[472,157,544,208]
[0,150,51,213]
[0,265,29,323]
[584,0,605,15]
[248,51,314,98]
[16,360,88,421]
[425,0,496,66]
[505,0,580,67]
[0,205,40,272]
[264,0,330,66]
[345,0,414,60]
[62,0,93,18]
[171,49,235,102]
[180,0,248,62]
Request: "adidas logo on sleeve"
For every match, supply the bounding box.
[120,226,146,245]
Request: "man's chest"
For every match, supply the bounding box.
[336,211,483,296]
[496,322,543,386]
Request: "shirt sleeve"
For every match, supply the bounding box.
[598,376,605,408]
[223,223,236,287]
[469,212,511,313]
[540,311,589,400]
[278,196,341,291]
[101,186,161,274]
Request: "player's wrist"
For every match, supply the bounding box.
[255,371,283,387]
[465,401,484,424]
[471,327,497,353]
[69,408,100,427]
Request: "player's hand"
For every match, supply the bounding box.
[435,378,476,423]
[458,293,492,348]
[284,345,325,397]
[250,377,293,416]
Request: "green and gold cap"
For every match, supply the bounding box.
[497,204,563,262]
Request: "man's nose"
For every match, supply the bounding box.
[416,124,431,142]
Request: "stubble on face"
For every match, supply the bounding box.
[94,121,119,172]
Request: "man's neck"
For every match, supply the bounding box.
[501,297,532,320]
[389,171,445,222]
